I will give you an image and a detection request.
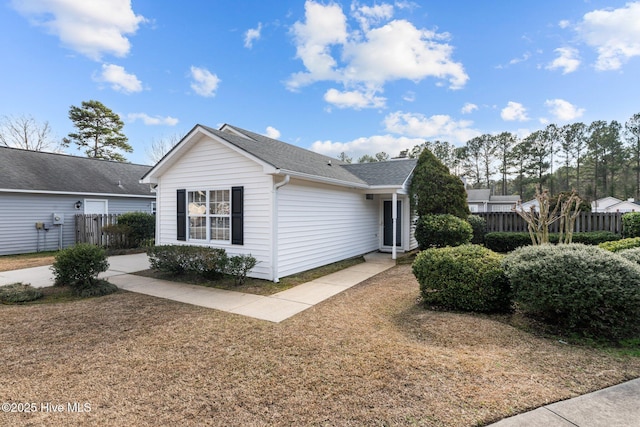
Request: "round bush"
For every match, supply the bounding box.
[415,214,473,249]
[618,247,640,265]
[412,244,511,312]
[502,244,640,340]
[622,212,640,238]
[52,243,110,293]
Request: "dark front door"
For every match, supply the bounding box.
[383,200,402,247]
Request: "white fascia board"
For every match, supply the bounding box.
[365,185,406,194]
[276,169,369,189]
[0,188,155,198]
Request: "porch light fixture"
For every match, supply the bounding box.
[74,200,83,210]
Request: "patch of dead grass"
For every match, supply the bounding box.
[1,265,639,426]
[0,251,57,272]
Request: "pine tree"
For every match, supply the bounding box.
[63,100,132,162]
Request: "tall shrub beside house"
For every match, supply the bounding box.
[409,149,469,219]
[409,148,469,249]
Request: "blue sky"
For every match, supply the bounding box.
[2,0,640,165]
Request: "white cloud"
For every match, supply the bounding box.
[501,101,529,122]
[351,2,394,31]
[287,0,468,108]
[189,66,221,97]
[546,47,580,74]
[94,63,142,93]
[509,52,531,65]
[578,2,640,70]
[383,111,480,143]
[544,99,585,121]
[128,113,178,126]
[244,23,262,48]
[265,126,281,139]
[461,103,478,114]
[11,0,146,61]
[558,20,571,29]
[311,134,424,159]
[402,91,416,102]
[323,88,386,109]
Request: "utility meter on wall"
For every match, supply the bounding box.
[52,213,64,225]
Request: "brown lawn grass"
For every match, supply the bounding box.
[0,251,57,271]
[1,265,639,426]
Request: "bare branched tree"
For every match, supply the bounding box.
[146,133,182,164]
[0,114,60,151]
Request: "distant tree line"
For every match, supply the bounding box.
[347,112,640,202]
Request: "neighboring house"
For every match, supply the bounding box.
[517,198,540,213]
[591,197,640,213]
[467,189,520,213]
[0,146,154,256]
[141,124,418,282]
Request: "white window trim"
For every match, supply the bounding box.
[187,188,231,243]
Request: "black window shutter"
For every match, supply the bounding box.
[231,186,244,245]
[177,189,186,241]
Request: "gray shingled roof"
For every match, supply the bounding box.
[200,124,415,187]
[202,125,369,186]
[342,159,417,186]
[0,146,153,196]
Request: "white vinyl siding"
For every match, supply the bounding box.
[277,179,378,278]
[155,134,273,280]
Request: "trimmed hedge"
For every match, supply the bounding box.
[117,212,155,247]
[502,244,640,340]
[415,214,472,249]
[147,245,228,278]
[599,237,640,252]
[412,245,511,313]
[147,245,258,285]
[485,231,621,252]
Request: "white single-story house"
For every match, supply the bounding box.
[592,196,640,213]
[141,124,418,282]
[467,189,520,213]
[0,146,154,255]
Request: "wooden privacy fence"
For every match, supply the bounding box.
[476,212,624,234]
[75,214,120,246]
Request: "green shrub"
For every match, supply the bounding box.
[415,214,472,249]
[226,254,258,285]
[118,212,155,247]
[412,245,511,313]
[0,283,43,303]
[502,244,640,340]
[467,215,486,244]
[599,237,640,252]
[102,223,133,249]
[484,232,533,252]
[74,279,119,297]
[571,231,621,245]
[147,245,228,278]
[618,247,640,265]
[622,212,640,238]
[52,244,110,295]
[485,231,621,252]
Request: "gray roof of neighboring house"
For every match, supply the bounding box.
[467,189,520,203]
[0,146,153,196]
[198,124,416,187]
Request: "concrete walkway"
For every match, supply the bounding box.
[0,252,395,323]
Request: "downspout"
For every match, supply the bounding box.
[392,192,397,260]
[272,174,290,282]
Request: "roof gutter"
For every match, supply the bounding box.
[275,169,369,189]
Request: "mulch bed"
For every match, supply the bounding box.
[1,265,639,426]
